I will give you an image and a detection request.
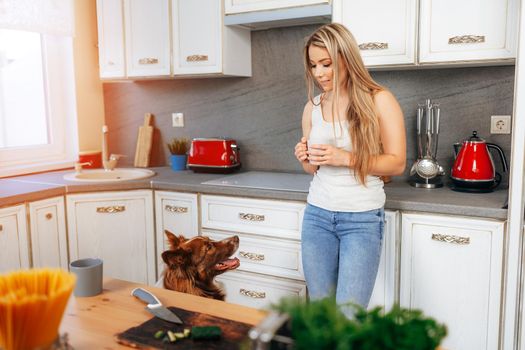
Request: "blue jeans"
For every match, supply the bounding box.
[301,203,384,317]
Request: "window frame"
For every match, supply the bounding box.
[0,33,78,178]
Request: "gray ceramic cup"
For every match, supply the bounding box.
[69,258,103,297]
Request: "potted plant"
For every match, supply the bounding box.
[167,138,189,171]
[263,297,447,350]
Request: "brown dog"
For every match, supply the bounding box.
[161,230,240,300]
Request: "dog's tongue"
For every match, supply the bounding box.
[215,257,240,271]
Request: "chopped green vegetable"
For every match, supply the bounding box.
[191,326,222,340]
[162,335,170,343]
[167,330,177,343]
[154,330,165,339]
[174,332,186,339]
[183,328,191,337]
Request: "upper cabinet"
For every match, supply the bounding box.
[333,0,518,68]
[332,0,417,66]
[172,0,251,76]
[418,0,518,64]
[96,0,251,79]
[124,0,171,77]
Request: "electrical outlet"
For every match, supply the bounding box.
[490,115,511,134]
[172,113,184,127]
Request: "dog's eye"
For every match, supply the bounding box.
[206,243,213,251]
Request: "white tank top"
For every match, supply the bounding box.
[306,95,385,212]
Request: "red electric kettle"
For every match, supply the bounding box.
[451,131,508,192]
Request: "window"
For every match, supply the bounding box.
[0,29,78,177]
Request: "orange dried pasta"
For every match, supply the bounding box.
[0,268,75,350]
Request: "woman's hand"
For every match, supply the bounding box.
[307,144,351,167]
[294,137,309,163]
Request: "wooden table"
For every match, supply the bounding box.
[60,278,267,349]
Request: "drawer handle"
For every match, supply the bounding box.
[359,42,389,50]
[240,288,266,299]
[239,251,265,261]
[239,213,265,222]
[431,233,470,245]
[138,57,159,64]
[165,205,188,213]
[96,206,126,213]
[186,54,208,62]
[448,35,485,44]
[45,213,53,220]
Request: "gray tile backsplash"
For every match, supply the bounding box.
[104,24,514,182]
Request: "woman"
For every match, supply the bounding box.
[294,23,406,316]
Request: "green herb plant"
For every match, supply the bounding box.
[273,297,447,350]
[167,138,189,155]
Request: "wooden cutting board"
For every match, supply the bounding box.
[134,113,154,167]
[116,306,252,349]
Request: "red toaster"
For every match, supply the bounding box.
[187,138,241,173]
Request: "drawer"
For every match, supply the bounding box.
[216,270,306,310]
[201,195,305,240]
[203,229,304,281]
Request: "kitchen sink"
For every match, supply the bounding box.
[63,168,155,182]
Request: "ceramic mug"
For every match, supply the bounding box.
[70,258,103,297]
[307,137,334,164]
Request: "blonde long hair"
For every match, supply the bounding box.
[304,23,383,185]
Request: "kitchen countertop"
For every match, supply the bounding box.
[1,167,508,220]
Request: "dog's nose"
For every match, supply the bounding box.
[232,235,239,243]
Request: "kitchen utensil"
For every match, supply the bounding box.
[131,287,183,324]
[187,138,241,173]
[134,113,154,168]
[451,131,508,192]
[409,99,444,188]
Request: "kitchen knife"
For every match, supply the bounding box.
[131,287,183,324]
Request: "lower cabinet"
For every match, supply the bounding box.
[66,190,156,285]
[154,191,198,279]
[400,213,504,350]
[369,210,398,311]
[0,204,30,272]
[28,197,68,269]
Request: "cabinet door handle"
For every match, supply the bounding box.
[448,35,485,44]
[0,224,3,231]
[165,205,188,213]
[358,42,389,50]
[186,54,208,62]
[239,251,265,261]
[138,57,159,64]
[239,213,265,222]
[96,206,126,213]
[108,61,115,65]
[431,233,470,245]
[45,213,53,220]
[240,288,266,299]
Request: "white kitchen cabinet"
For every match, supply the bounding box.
[124,0,171,77]
[400,213,504,350]
[368,210,398,311]
[28,197,68,269]
[201,194,306,309]
[225,0,330,14]
[419,0,518,64]
[172,0,251,76]
[96,0,125,78]
[154,191,198,277]
[0,204,30,272]
[333,0,517,67]
[216,270,307,309]
[332,0,417,67]
[67,190,156,285]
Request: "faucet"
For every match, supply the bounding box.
[102,125,124,171]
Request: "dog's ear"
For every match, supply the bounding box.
[162,247,190,266]
[165,230,187,249]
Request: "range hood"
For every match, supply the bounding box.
[224,4,332,30]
